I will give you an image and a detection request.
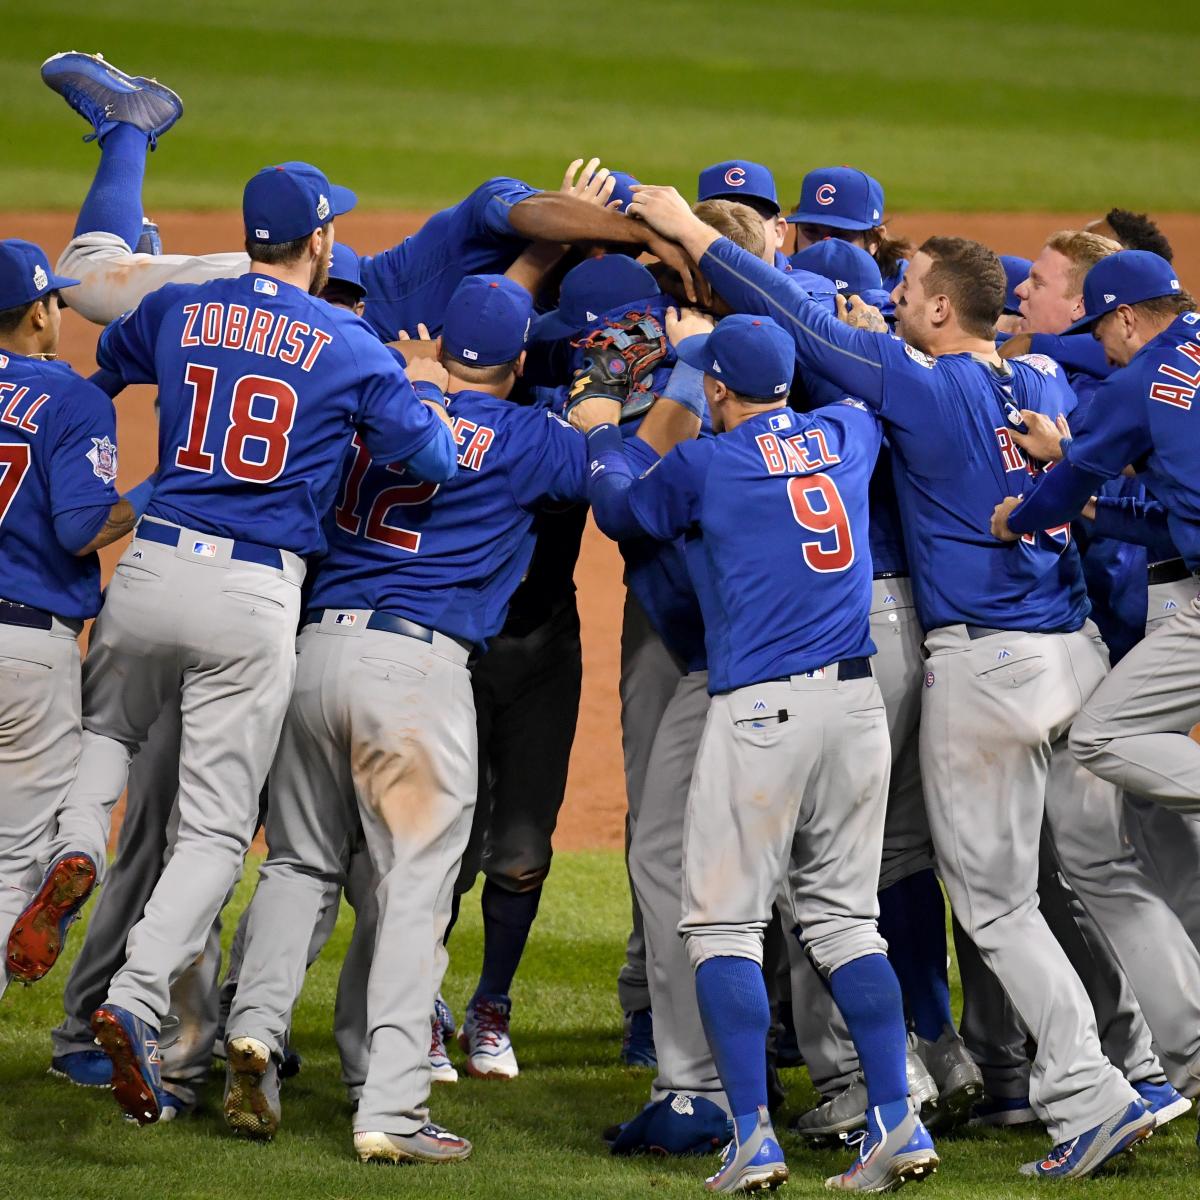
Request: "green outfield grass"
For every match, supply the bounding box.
[0,849,1196,1199]
[1,2,1198,213]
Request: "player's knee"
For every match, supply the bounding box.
[485,857,550,892]
[1068,709,1109,763]
[803,921,888,979]
[683,928,764,972]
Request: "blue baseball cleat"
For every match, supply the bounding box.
[49,1049,113,1088]
[90,1003,166,1125]
[825,1099,939,1192]
[705,1106,788,1193]
[435,992,456,1039]
[1018,1099,1154,1179]
[621,1007,657,1068]
[969,1093,1039,1127]
[41,51,182,147]
[608,1092,731,1157]
[7,851,97,982]
[1132,1079,1191,1128]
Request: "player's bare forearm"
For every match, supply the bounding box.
[636,397,701,457]
[505,240,568,296]
[75,499,137,556]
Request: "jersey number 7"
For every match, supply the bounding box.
[788,473,854,572]
[175,364,296,483]
[0,443,31,529]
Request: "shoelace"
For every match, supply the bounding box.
[429,1018,448,1061]
[471,1001,509,1050]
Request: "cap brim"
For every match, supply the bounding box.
[702,191,780,215]
[785,210,875,230]
[674,332,715,373]
[43,272,81,292]
[529,309,580,343]
[327,278,366,298]
[1065,311,1103,334]
[328,184,357,219]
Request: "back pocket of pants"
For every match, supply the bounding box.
[974,654,1046,689]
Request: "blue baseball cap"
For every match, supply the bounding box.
[789,240,882,295]
[697,160,780,215]
[0,239,78,310]
[442,274,532,366]
[787,166,885,230]
[244,161,357,245]
[1067,250,1183,334]
[325,243,366,299]
[999,255,1032,315]
[530,255,659,342]
[676,313,793,401]
[607,171,640,213]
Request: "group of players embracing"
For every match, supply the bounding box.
[2,50,1198,1195]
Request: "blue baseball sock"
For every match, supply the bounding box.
[471,881,542,1003]
[829,952,908,1109]
[74,122,150,249]
[878,868,953,1041]
[695,956,769,1137]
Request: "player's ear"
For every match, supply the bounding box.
[514,350,527,378]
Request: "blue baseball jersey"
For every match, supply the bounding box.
[623,402,881,693]
[1057,312,1200,571]
[0,352,120,618]
[308,389,587,648]
[359,177,538,341]
[97,274,450,556]
[697,237,1089,633]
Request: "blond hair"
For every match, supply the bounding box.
[1044,230,1122,294]
[692,199,766,259]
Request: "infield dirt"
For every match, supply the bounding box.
[9,208,1199,852]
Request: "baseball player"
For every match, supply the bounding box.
[20,161,458,1127]
[696,161,789,269]
[571,311,937,1193]
[221,274,589,1164]
[0,239,138,996]
[629,186,1155,1177]
[994,252,1200,806]
[41,53,701,331]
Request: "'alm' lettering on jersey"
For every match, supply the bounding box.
[451,417,496,472]
[179,302,332,373]
[1148,332,1200,411]
[754,428,842,475]
[0,383,49,433]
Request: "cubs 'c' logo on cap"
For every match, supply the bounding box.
[724,166,746,188]
[815,183,837,206]
[316,194,331,221]
[33,264,48,291]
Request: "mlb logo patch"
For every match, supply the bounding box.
[254,228,270,240]
[86,436,118,484]
[0,353,7,369]
[804,667,826,680]
[335,612,357,626]
[253,277,278,296]
[191,541,217,558]
[768,412,790,431]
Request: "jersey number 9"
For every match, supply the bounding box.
[787,473,854,573]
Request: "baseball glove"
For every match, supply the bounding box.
[564,309,669,423]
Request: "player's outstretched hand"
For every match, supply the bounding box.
[392,323,441,362]
[991,495,1024,542]
[561,157,619,209]
[567,395,623,434]
[627,185,697,241]
[836,293,887,333]
[1011,410,1069,463]
[665,306,714,347]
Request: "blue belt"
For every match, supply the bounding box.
[136,521,283,569]
[774,656,872,682]
[304,608,474,655]
[0,597,54,631]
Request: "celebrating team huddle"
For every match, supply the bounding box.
[3,49,1200,1195]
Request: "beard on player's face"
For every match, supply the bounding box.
[308,226,334,296]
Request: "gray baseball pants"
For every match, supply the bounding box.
[920,623,1138,1142]
[617,590,686,1015]
[225,614,476,1136]
[55,521,303,1028]
[0,618,82,1000]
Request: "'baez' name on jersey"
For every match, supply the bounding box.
[179,300,331,373]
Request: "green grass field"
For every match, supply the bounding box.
[1,2,1199,212]
[0,851,1197,1199]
